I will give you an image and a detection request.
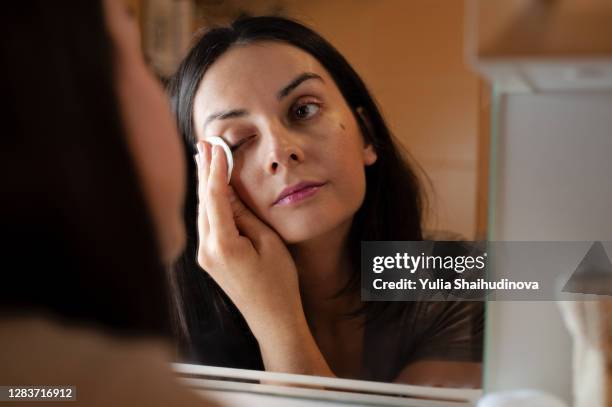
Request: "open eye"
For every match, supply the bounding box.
[291,101,321,121]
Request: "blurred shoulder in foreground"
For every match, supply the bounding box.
[0,316,216,407]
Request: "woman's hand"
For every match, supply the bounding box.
[194,141,335,377]
[194,141,304,338]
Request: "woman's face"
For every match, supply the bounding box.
[104,0,186,262]
[193,42,377,243]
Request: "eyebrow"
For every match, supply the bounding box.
[203,72,324,129]
[277,72,324,100]
[204,109,248,128]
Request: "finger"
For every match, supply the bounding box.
[195,141,210,238]
[206,145,239,239]
[228,186,276,253]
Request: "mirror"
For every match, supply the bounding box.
[137,0,488,390]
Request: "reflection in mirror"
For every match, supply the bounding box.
[140,0,487,390]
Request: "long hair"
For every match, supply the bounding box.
[167,16,426,366]
[0,1,172,338]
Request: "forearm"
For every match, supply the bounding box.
[253,314,336,378]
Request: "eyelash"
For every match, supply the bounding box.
[229,135,255,152]
[226,98,323,152]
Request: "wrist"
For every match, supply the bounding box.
[251,313,334,377]
[249,308,309,345]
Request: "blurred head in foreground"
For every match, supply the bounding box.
[0,0,187,338]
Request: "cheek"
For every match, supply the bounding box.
[324,122,368,197]
[326,133,362,171]
[329,149,367,208]
[231,158,268,217]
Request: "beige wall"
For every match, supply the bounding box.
[194,0,482,238]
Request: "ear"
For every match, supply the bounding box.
[356,106,378,166]
[363,143,378,166]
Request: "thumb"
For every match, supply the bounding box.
[228,186,272,247]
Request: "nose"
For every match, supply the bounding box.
[264,125,304,175]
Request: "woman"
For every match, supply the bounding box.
[0,0,214,405]
[168,16,483,387]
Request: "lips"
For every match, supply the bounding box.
[274,181,327,206]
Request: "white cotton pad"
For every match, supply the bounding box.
[204,136,233,184]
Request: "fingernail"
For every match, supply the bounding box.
[196,142,204,156]
[212,145,219,157]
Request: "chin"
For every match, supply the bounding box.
[268,190,363,245]
[273,211,353,245]
[272,217,328,244]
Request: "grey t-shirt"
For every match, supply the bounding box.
[361,301,484,382]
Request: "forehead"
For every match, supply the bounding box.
[193,41,333,118]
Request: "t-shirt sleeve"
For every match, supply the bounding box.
[408,300,484,363]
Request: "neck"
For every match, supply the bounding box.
[288,219,360,331]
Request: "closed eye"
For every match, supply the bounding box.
[230,134,256,152]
